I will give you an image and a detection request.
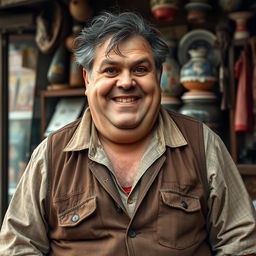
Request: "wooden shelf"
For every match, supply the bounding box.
[238,164,256,175]
[41,88,85,97]
[40,88,86,139]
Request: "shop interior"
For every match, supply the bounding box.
[0,0,256,223]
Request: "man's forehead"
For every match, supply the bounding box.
[96,35,151,55]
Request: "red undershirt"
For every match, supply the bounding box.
[122,186,132,195]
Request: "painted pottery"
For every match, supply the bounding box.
[65,25,84,88]
[161,39,183,94]
[160,38,183,111]
[69,0,93,22]
[47,43,69,88]
[161,96,181,112]
[185,1,212,24]
[218,0,242,12]
[179,91,221,132]
[178,29,220,68]
[229,11,253,40]
[180,47,217,91]
[69,54,84,88]
[150,0,178,22]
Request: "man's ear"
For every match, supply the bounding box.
[83,68,90,95]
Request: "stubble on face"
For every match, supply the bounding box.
[84,35,162,144]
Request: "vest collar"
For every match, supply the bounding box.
[63,107,187,152]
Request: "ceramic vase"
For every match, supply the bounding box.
[69,0,93,22]
[185,0,212,24]
[47,43,69,89]
[65,25,84,88]
[179,91,221,133]
[160,38,183,111]
[229,11,253,40]
[180,47,217,91]
[218,0,242,12]
[150,0,179,22]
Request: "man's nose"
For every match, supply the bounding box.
[116,71,135,89]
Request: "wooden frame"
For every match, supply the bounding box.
[0,32,9,223]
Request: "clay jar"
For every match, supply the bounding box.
[47,43,69,89]
[218,0,242,12]
[179,91,221,133]
[160,38,183,111]
[150,0,178,22]
[185,1,212,24]
[65,25,84,88]
[229,11,253,40]
[69,0,93,22]
[180,47,217,91]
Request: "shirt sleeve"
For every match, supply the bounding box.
[203,124,256,256]
[0,138,50,256]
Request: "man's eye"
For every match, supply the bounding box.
[104,67,118,76]
[134,66,148,74]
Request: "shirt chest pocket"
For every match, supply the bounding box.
[157,190,205,250]
[58,196,96,227]
[54,195,108,240]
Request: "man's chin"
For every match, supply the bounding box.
[113,121,140,130]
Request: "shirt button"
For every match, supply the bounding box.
[71,214,80,222]
[127,198,134,204]
[128,229,137,238]
[180,200,188,209]
[115,204,123,213]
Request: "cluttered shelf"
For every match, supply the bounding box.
[238,164,256,175]
[40,88,86,139]
[40,88,85,98]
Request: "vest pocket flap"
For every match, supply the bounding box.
[58,196,96,227]
[160,191,200,212]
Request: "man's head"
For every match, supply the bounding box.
[74,11,168,74]
[74,12,169,144]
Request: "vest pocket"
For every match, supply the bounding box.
[58,196,96,227]
[157,190,203,249]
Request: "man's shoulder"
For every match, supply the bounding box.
[48,118,82,144]
[163,107,203,127]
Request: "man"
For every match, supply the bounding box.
[1,11,256,256]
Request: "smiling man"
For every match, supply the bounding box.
[1,11,256,256]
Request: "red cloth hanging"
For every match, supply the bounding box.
[234,49,254,133]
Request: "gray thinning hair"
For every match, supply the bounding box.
[74,11,169,73]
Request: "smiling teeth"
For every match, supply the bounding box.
[115,97,136,103]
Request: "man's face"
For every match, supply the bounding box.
[83,35,161,144]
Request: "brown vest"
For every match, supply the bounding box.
[46,111,213,256]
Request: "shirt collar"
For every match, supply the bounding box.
[63,108,93,152]
[158,107,188,148]
[63,106,187,152]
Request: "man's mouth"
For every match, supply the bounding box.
[113,97,139,103]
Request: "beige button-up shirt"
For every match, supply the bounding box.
[1,107,256,255]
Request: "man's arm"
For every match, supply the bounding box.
[203,124,256,256]
[0,139,50,256]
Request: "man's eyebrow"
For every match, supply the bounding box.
[99,57,152,69]
[99,59,118,68]
[134,57,152,65]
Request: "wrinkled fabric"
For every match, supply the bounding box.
[0,107,256,256]
[234,49,254,132]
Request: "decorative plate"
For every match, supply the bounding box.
[178,29,220,67]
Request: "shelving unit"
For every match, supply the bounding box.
[1,0,256,222]
[40,88,85,139]
[228,38,256,174]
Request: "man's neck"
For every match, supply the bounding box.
[99,132,152,187]
[99,132,152,156]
